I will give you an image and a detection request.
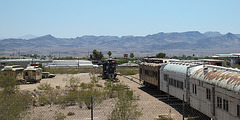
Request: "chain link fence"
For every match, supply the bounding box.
[20,93,211,120]
[0,74,211,120]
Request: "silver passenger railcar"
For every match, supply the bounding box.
[160,62,189,102]
[159,62,240,120]
[140,60,240,120]
[189,65,240,120]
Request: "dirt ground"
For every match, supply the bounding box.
[20,73,183,120]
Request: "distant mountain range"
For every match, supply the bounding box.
[1,31,240,56]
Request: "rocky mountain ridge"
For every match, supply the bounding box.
[1,31,240,56]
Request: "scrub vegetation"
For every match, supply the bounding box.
[0,74,32,120]
[0,73,142,119]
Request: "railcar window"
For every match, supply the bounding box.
[237,105,240,118]
[223,99,226,110]
[192,84,194,93]
[206,88,211,100]
[145,70,148,75]
[192,84,197,95]
[217,97,222,109]
[154,72,158,77]
[195,84,197,94]
[168,77,183,89]
[164,74,168,81]
[174,80,177,87]
[223,99,229,112]
[180,82,183,89]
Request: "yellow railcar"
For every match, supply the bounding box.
[23,66,42,83]
[1,65,24,81]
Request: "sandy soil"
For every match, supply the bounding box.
[19,73,91,91]
[20,73,182,120]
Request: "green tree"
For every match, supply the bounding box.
[182,54,186,59]
[130,53,134,58]
[156,52,166,58]
[90,50,104,61]
[108,51,112,58]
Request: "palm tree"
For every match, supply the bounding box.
[108,51,112,58]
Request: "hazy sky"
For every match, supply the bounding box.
[0,0,240,38]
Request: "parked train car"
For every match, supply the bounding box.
[23,66,42,83]
[140,60,240,120]
[139,58,176,88]
[1,65,24,82]
[139,62,161,88]
[189,65,240,120]
[160,62,191,102]
[102,60,117,79]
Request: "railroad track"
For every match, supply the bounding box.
[118,73,142,85]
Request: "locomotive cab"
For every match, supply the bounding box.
[102,60,117,79]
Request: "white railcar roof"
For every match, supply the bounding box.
[1,65,24,71]
[24,66,42,71]
[163,63,191,75]
[190,65,240,93]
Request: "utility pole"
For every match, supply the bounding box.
[87,50,89,58]
[91,96,93,120]
[18,50,21,59]
[59,52,60,59]
[78,57,79,69]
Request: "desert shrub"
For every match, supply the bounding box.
[116,59,128,64]
[79,82,88,89]
[60,87,104,109]
[37,82,53,91]
[56,86,61,89]
[53,111,66,120]
[38,95,50,106]
[104,81,129,98]
[95,83,103,87]
[125,69,137,75]
[31,118,43,120]
[63,76,81,91]
[67,112,75,116]
[90,75,99,84]
[157,115,173,120]
[80,88,104,109]
[107,81,141,120]
[79,82,94,90]
[104,80,116,98]
[0,74,32,120]
[117,67,138,75]
[37,83,60,105]
[61,90,78,106]
[109,88,142,120]
[0,74,19,94]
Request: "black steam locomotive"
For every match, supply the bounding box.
[102,60,117,79]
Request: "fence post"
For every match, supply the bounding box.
[183,94,185,120]
[91,96,93,120]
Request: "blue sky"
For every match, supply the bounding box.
[0,0,240,38]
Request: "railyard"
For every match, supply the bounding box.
[19,73,185,120]
[1,57,239,120]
